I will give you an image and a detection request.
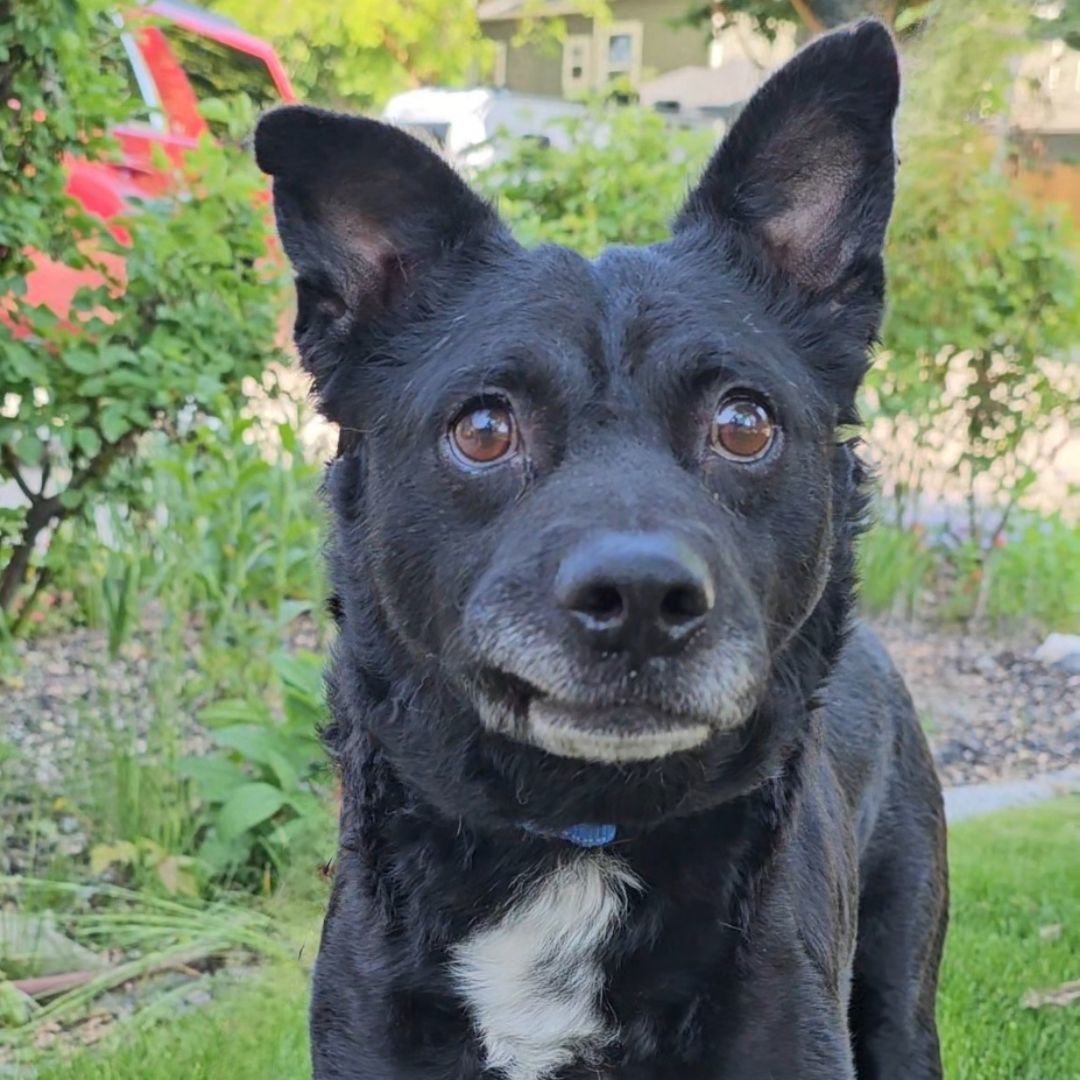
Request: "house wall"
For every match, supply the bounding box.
[482,1,707,98]
[483,16,591,96]
[625,0,708,78]
[1018,162,1080,221]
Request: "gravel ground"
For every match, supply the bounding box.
[869,618,1079,787]
[1,627,208,790]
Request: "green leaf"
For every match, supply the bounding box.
[271,652,324,701]
[61,348,106,375]
[14,433,43,466]
[211,725,301,793]
[215,782,287,841]
[99,406,129,444]
[90,840,139,874]
[179,753,249,803]
[197,698,269,728]
[74,426,101,458]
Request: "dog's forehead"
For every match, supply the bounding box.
[457,239,773,377]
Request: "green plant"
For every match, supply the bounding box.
[940,511,1080,631]
[858,507,1080,633]
[90,838,199,898]
[142,406,326,656]
[679,0,929,38]
[857,521,936,619]
[0,1,287,629]
[212,0,495,107]
[182,652,329,889]
[100,548,140,660]
[65,692,198,887]
[35,387,327,670]
[0,876,292,1057]
[474,104,713,258]
[869,0,1079,546]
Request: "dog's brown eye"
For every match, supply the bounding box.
[710,397,775,461]
[449,401,518,466]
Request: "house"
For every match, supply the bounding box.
[477,0,794,111]
[1011,36,1080,219]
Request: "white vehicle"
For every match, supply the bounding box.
[382,87,587,169]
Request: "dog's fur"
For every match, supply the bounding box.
[256,20,948,1079]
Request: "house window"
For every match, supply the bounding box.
[597,21,643,87]
[562,34,592,96]
[492,41,508,88]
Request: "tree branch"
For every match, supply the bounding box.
[789,0,825,34]
[380,30,421,88]
[9,565,51,636]
[1,445,36,504]
[0,431,137,615]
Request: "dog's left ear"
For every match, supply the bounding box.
[677,20,899,328]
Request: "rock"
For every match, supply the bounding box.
[1034,633,1080,667]
[1053,652,1080,676]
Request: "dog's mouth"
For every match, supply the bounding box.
[474,669,714,764]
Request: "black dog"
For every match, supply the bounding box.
[256,20,947,1079]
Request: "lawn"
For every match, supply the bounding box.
[939,797,1079,1079]
[35,799,1080,1079]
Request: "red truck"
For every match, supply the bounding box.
[24,0,296,317]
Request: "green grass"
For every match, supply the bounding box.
[857,521,936,618]
[30,800,1080,1079]
[940,797,1080,1080]
[32,966,311,1080]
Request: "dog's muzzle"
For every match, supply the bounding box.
[466,531,765,763]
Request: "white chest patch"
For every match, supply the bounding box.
[449,855,640,1080]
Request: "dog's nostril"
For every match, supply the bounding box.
[661,584,710,624]
[575,584,624,624]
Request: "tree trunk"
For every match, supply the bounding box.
[0,503,54,613]
[789,0,826,34]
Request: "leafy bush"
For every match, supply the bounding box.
[184,652,329,889]
[475,105,713,258]
[213,0,494,108]
[0,0,287,628]
[942,513,1080,632]
[859,512,1080,632]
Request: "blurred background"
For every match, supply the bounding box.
[1,1,1077,1077]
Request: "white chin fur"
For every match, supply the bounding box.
[525,701,712,763]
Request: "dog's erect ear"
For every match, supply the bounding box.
[255,106,499,343]
[676,21,899,307]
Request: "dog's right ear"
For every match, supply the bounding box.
[255,107,501,382]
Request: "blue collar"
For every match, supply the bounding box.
[521,822,618,848]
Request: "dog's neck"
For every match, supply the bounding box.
[335,715,813,938]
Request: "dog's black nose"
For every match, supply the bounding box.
[555,532,714,662]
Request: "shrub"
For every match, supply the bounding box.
[474,104,713,258]
[0,0,287,629]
